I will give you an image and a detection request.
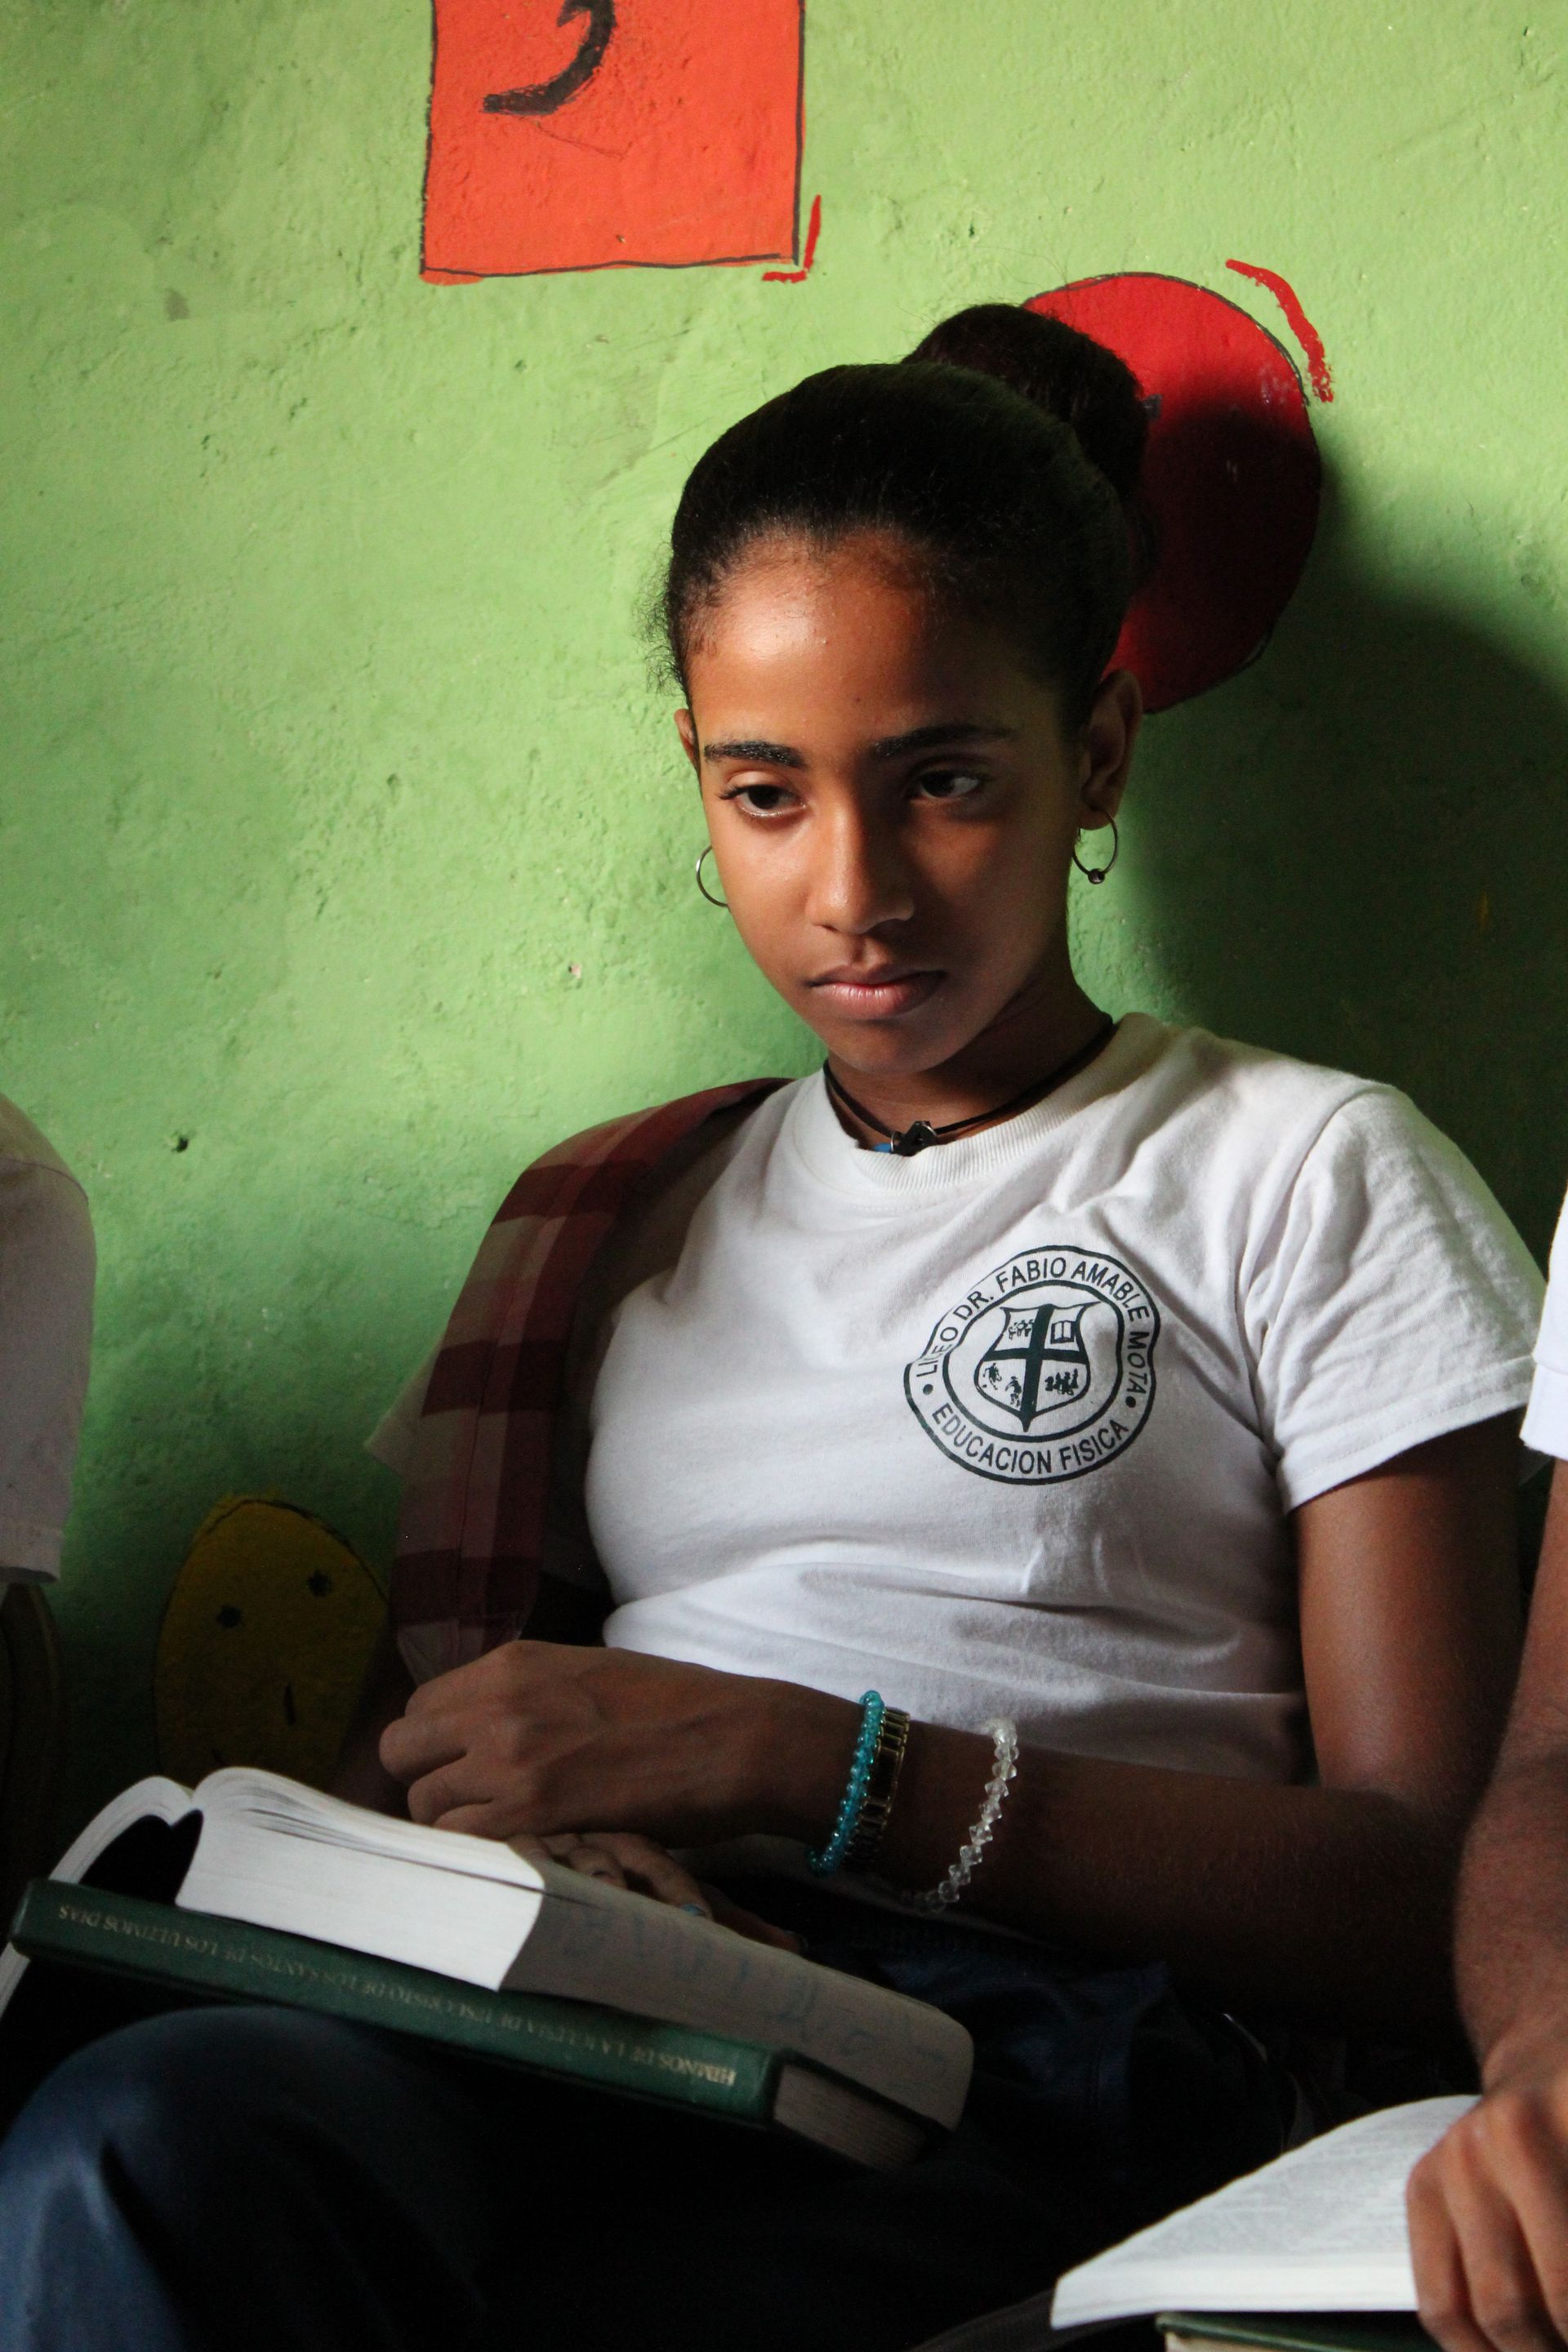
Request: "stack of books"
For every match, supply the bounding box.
[0,1764,974,2170]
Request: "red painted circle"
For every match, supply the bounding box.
[1027,274,1321,712]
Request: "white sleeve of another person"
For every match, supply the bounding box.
[1523,1189,1568,1463]
[0,1147,96,1582]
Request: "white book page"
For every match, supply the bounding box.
[1052,2096,1476,2325]
[189,1768,550,1888]
[0,1775,194,2020]
[167,1768,973,2127]
[176,1770,547,1984]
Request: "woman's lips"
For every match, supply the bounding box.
[806,969,944,1020]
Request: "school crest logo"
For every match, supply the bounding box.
[904,1247,1160,1485]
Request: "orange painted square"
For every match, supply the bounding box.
[423,0,804,281]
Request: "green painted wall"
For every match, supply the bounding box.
[6,0,1568,1830]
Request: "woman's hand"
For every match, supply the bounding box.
[510,1829,802,1952]
[1408,2049,1568,2352]
[376,1637,856,1850]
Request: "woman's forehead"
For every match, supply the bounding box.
[685,538,1047,728]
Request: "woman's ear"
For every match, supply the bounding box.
[675,709,701,777]
[1079,667,1143,825]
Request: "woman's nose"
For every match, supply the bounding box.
[805,806,917,935]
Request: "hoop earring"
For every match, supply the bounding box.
[695,844,728,909]
[1072,817,1120,885]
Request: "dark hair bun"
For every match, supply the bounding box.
[666,301,1151,715]
[906,303,1147,513]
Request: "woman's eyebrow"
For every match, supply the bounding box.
[869,722,1018,760]
[700,722,1018,766]
[701,738,806,767]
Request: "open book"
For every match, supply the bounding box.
[907,2098,1467,2352]
[1053,2097,1470,2326]
[0,1768,972,2150]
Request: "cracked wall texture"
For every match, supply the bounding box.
[5,0,1568,1828]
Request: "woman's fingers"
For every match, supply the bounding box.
[378,1704,468,1787]
[544,1833,633,1888]
[416,1802,803,1950]
[503,1833,554,1872]
[1470,2095,1568,2350]
[1409,2153,1496,2352]
[1417,2159,1551,2352]
[404,1770,453,1828]
[488,1824,709,1907]
[404,1758,488,1826]
[427,1798,511,1838]
[562,1837,804,1944]
[559,1838,805,1947]
[567,1833,711,1911]
[1411,2096,1568,2352]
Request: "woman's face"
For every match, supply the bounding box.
[677,529,1140,1081]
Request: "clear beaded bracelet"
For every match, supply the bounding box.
[914,1717,1020,1912]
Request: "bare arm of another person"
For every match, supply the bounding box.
[1408,1460,1568,2352]
[380,1415,1521,2037]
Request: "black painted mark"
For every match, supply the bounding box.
[307,1570,332,1597]
[484,0,615,117]
[216,1605,243,1628]
[283,1682,297,1727]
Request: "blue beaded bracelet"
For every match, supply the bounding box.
[807,1691,884,1876]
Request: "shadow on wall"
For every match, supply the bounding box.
[1122,459,1568,1269]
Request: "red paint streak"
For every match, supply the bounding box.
[1225,259,1334,401]
[764,191,821,282]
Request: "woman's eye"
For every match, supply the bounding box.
[911,770,986,803]
[723,782,796,816]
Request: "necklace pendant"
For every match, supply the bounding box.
[889,1120,940,1157]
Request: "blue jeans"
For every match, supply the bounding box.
[0,1892,1288,2352]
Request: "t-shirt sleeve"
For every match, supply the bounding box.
[364,1350,436,1481]
[1247,1089,1544,1512]
[0,1156,96,1581]
[1523,1190,1568,1459]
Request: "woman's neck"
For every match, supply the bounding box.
[823,975,1113,1149]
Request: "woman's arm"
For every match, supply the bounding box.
[1450,1464,1568,2065]
[379,1415,1520,2034]
[1405,1463,1568,2352]
[884,1409,1520,2029]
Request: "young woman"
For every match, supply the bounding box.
[0,305,1544,2352]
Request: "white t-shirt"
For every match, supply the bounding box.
[0,1097,95,1581]
[1523,1192,1568,1459]
[575,1018,1540,1785]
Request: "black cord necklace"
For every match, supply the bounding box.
[822,1016,1118,1158]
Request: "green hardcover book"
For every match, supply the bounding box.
[10,1878,926,2168]
[1159,2316,1436,2352]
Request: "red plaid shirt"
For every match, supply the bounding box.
[390,1080,783,1681]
